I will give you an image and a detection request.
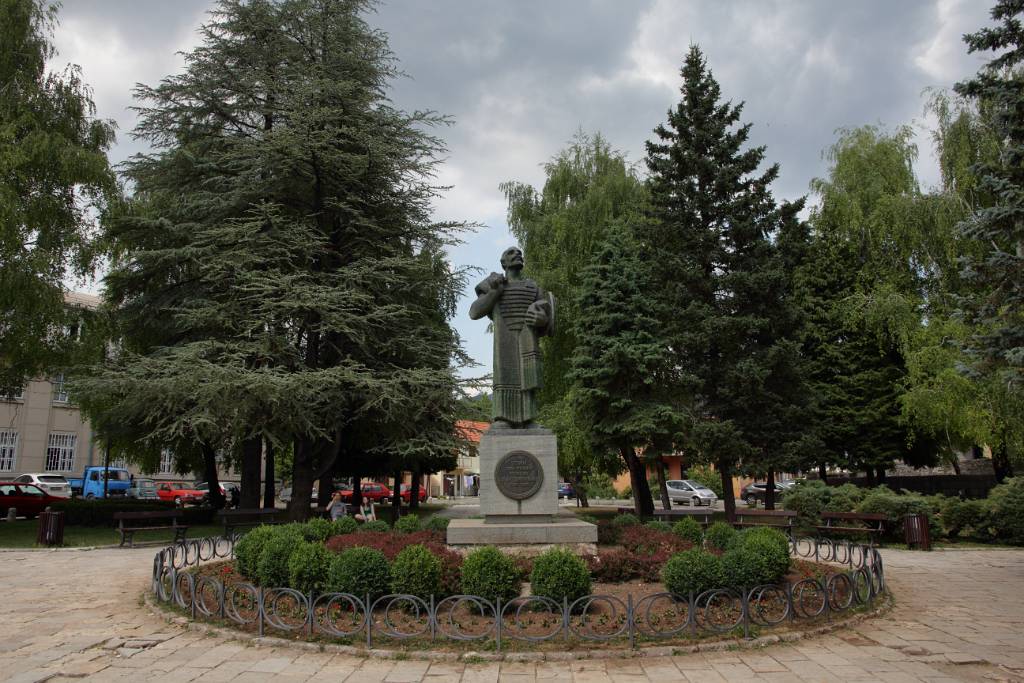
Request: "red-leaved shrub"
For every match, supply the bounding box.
[588,548,667,582]
[617,526,692,555]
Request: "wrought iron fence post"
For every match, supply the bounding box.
[365,594,372,648]
[563,596,570,643]
[495,597,502,653]
[307,591,315,637]
[190,575,196,620]
[627,593,635,650]
[786,581,795,623]
[741,587,750,640]
[429,595,436,641]
[218,578,226,619]
[689,591,697,637]
[257,589,265,638]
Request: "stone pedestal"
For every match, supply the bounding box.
[447,426,597,548]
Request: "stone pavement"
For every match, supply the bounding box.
[0,545,1022,682]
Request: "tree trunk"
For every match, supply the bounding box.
[876,466,887,485]
[289,438,315,521]
[656,457,671,510]
[764,469,776,510]
[200,442,225,510]
[410,468,422,510]
[391,469,403,511]
[718,456,736,524]
[351,477,362,507]
[865,468,876,486]
[317,472,333,509]
[622,446,654,517]
[993,443,1012,483]
[263,440,275,509]
[240,436,262,509]
[572,473,589,508]
[818,462,828,485]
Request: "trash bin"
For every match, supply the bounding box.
[36,510,65,547]
[903,513,930,550]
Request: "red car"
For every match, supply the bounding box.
[338,482,392,503]
[400,484,427,503]
[0,482,64,519]
[155,481,204,505]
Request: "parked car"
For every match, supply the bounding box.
[125,477,160,501]
[0,482,65,519]
[399,483,426,504]
[741,481,788,505]
[13,473,72,498]
[558,481,575,499]
[279,486,318,504]
[155,481,204,505]
[338,482,391,503]
[194,481,240,504]
[666,479,718,507]
[67,466,132,499]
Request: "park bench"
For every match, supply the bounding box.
[617,506,714,528]
[217,508,284,537]
[733,509,798,536]
[816,511,888,546]
[113,510,188,548]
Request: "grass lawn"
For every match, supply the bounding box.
[0,520,225,548]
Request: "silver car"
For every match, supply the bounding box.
[666,479,717,507]
[14,473,71,497]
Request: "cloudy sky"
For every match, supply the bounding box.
[52,0,994,375]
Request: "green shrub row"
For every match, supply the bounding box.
[661,527,791,595]
[780,478,1024,544]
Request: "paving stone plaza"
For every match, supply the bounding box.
[1,546,1022,682]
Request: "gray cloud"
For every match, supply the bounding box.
[51,0,995,372]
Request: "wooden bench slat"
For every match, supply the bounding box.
[114,510,188,548]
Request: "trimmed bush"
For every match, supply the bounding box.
[662,549,723,596]
[362,519,390,532]
[721,545,775,588]
[672,517,704,545]
[988,478,1024,545]
[530,548,591,605]
[611,513,641,529]
[424,516,450,532]
[941,498,988,538]
[326,547,391,599]
[460,547,521,602]
[728,527,790,581]
[233,524,280,579]
[856,487,943,537]
[704,521,736,551]
[394,515,422,534]
[256,528,304,587]
[644,520,672,533]
[300,517,336,542]
[330,516,359,535]
[390,544,442,600]
[287,541,332,594]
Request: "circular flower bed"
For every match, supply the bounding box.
[152,516,886,653]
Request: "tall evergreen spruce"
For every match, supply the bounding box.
[77,0,466,516]
[0,0,116,393]
[639,46,809,517]
[955,0,1024,396]
[569,222,679,517]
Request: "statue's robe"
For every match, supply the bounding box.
[474,276,549,425]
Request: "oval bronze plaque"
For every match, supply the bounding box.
[494,450,544,501]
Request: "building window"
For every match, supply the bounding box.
[51,374,69,403]
[0,430,17,472]
[108,456,127,469]
[46,433,76,471]
[158,449,175,474]
[1,387,24,402]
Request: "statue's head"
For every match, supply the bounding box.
[500,246,524,271]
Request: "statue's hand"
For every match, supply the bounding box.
[525,301,548,328]
[485,272,506,292]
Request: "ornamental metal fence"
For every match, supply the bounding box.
[151,535,885,651]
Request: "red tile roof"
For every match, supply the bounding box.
[456,420,489,444]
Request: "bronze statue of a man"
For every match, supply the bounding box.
[470,247,554,429]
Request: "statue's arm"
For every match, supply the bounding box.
[469,272,504,320]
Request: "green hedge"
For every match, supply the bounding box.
[287,541,332,594]
[327,547,391,599]
[672,517,703,545]
[662,549,723,596]
[703,521,736,551]
[394,515,422,534]
[390,544,441,600]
